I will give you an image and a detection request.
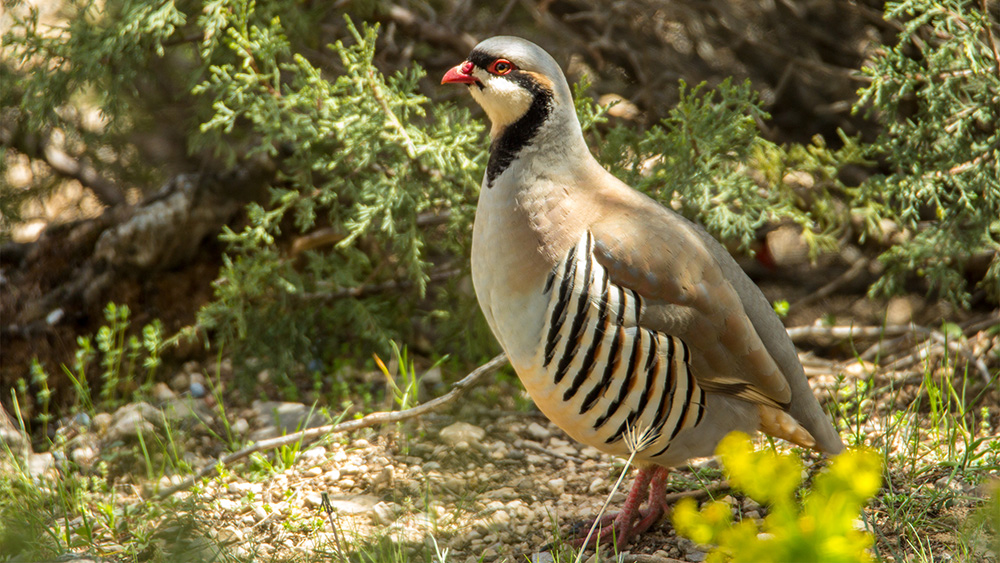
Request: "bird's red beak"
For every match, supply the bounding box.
[441,61,479,85]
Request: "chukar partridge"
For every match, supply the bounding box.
[442,37,844,547]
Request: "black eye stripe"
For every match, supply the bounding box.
[468,49,495,71]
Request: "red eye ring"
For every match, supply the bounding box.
[488,59,515,75]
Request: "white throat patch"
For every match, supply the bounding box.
[468,70,534,138]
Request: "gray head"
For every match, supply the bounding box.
[442,37,586,186]
[442,36,577,137]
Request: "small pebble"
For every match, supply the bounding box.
[189,382,206,398]
[546,478,566,496]
[526,422,551,440]
[440,422,486,447]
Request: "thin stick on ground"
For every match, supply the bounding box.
[156,353,508,499]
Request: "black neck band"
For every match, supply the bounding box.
[485,74,553,188]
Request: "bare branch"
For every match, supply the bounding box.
[0,124,126,208]
[155,353,508,499]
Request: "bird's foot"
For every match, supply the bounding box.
[569,503,668,550]
[566,466,672,550]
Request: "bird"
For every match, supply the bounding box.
[442,36,844,548]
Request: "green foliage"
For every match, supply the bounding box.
[1,0,190,210]
[4,0,997,401]
[673,432,882,563]
[18,303,164,431]
[579,78,870,257]
[190,14,486,380]
[857,0,1000,305]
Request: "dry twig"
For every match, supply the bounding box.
[156,354,508,499]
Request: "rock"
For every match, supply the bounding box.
[0,407,30,457]
[152,382,176,403]
[588,478,607,494]
[483,487,517,500]
[217,498,239,512]
[324,468,341,483]
[189,382,207,398]
[252,503,268,522]
[249,401,326,441]
[305,466,323,478]
[170,373,190,391]
[526,422,551,440]
[28,452,54,477]
[372,465,394,487]
[71,445,98,467]
[299,446,327,465]
[92,412,112,432]
[73,412,92,428]
[325,494,378,515]
[216,525,243,543]
[372,501,401,525]
[162,397,213,426]
[677,537,699,554]
[340,463,364,475]
[551,444,578,457]
[104,402,161,444]
[440,422,486,447]
[231,418,249,435]
[488,442,509,459]
[887,295,918,325]
[546,478,566,496]
[304,493,324,508]
[531,552,555,563]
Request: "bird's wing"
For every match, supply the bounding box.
[586,185,794,410]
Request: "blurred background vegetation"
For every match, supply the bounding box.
[1,1,998,562]
[0,0,997,421]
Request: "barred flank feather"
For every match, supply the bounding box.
[538,231,706,460]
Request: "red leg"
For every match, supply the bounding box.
[629,466,671,536]
[573,466,671,549]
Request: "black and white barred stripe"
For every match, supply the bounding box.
[539,231,706,458]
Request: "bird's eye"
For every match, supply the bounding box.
[488,59,515,75]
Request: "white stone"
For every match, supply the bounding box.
[440,421,486,447]
[372,501,400,525]
[304,493,324,508]
[526,422,551,440]
[546,478,566,496]
[325,494,378,515]
[300,446,327,464]
[252,503,268,522]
